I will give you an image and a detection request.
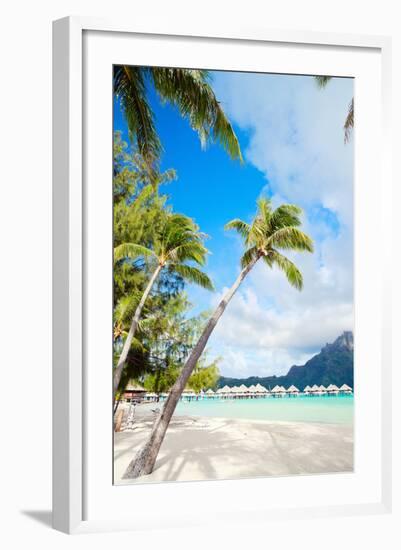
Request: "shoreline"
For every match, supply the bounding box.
[114,410,353,484]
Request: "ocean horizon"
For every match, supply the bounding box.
[174,395,354,425]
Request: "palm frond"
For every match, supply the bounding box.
[224,218,251,240]
[129,336,146,352]
[162,213,195,243]
[212,106,243,162]
[269,204,303,231]
[114,242,155,263]
[314,74,354,143]
[159,213,208,262]
[257,197,273,226]
[314,76,332,88]
[113,65,162,168]
[230,198,313,288]
[168,212,195,227]
[131,184,154,212]
[240,246,259,269]
[163,228,197,258]
[344,98,354,143]
[168,241,209,265]
[114,292,143,323]
[247,217,267,247]
[172,264,214,291]
[268,227,314,253]
[150,67,243,162]
[266,250,304,290]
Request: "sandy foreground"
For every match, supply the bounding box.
[114,403,353,484]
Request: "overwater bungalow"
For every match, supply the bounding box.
[144,381,351,404]
[182,390,197,401]
[219,385,231,398]
[327,384,340,395]
[271,385,286,397]
[255,383,269,395]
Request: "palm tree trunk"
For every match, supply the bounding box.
[113,394,122,415]
[113,264,163,399]
[123,255,259,479]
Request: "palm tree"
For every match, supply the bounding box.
[315,76,354,143]
[123,198,314,478]
[114,66,243,170]
[113,212,214,398]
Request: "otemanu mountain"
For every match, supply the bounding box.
[218,331,354,390]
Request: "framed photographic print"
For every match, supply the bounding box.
[52,17,392,533]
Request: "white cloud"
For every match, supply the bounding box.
[212,346,316,378]
[207,72,354,377]
[215,73,354,226]
[224,283,352,350]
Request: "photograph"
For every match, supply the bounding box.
[1,0,394,542]
[112,65,354,484]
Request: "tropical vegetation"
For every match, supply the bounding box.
[114,65,243,175]
[113,210,214,399]
[123,198,313,478]
[113,134,219,405]
[113,65,243,409]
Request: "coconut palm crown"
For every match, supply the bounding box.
[225,198,314,289]
[114,212,214,290]
[114,66,243,168]
[113,212,214,398]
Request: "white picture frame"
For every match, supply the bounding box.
[52,16,392,534]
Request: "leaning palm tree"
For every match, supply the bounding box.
[114,66,243,170]
[315,76,354,143]
[113,212,214,398]
[124,198,314,478]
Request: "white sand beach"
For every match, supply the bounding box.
[114,404,353,484]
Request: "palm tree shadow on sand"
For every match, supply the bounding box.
[115,416,353,483]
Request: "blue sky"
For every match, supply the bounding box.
[113,85,270,293]
[114,70,354,377]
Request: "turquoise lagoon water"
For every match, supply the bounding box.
[174,395,354,425]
